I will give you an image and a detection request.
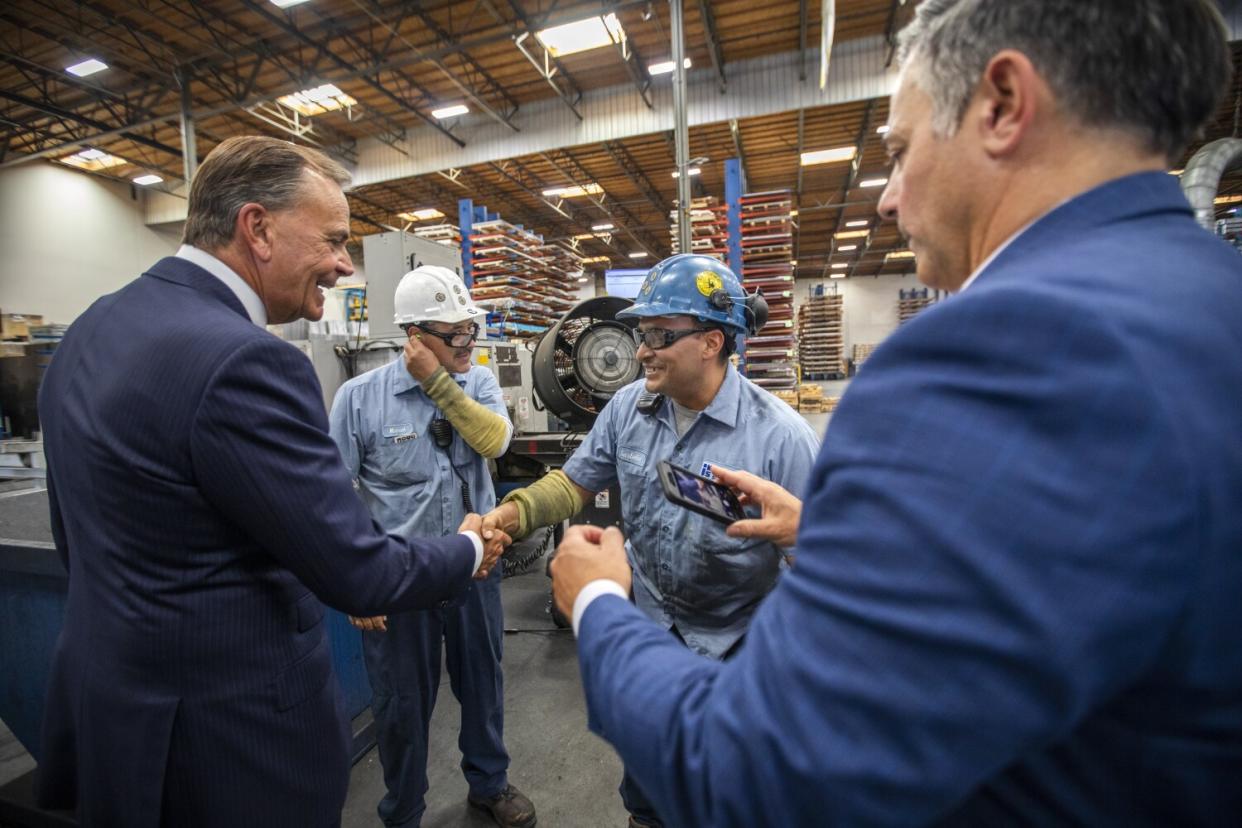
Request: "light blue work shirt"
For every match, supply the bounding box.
[328,356,510,539]
[562,365,820,658]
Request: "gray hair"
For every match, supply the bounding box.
[182,136,351,251]
[897,0,1232,161]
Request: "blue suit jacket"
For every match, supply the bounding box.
[35,257,477,827]
[577,172,1242,826]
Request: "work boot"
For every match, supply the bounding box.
[468,783,536,828]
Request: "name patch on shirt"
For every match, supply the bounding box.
[617,445,647,468]
[383,423,415,442]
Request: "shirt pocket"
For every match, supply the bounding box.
[615,444,650,526]
[372,424,434,486]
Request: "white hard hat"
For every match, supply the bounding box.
[393,265,484,326]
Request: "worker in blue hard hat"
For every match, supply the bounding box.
[483,253,821,828]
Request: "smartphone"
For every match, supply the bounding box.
[656,461,746,525]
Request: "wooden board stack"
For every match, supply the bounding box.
[796,290,845,379]
[739,189,797,390]
[669,196,729,258]
[469,220,580,339]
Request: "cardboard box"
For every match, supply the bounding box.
[2,314,44,341]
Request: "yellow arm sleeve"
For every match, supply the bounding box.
[420,367,512,459]
[500,469,586,540]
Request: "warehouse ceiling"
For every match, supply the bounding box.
[2,0,1240,282]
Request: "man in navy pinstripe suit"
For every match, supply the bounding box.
[35,136,507,827]
[552,1,1242,825]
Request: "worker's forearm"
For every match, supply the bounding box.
[500,469,586,539]
[420,367,512,459]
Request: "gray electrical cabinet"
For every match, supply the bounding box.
[471,341,549,434]
[362,230,463,341]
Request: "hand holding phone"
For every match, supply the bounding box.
[657,461,746,525]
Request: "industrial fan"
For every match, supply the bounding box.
[531,296,641,428]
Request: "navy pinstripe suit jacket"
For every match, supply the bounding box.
[35,256,477,827]
[577,172,1242,826]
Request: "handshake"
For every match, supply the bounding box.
[349,504,520,633]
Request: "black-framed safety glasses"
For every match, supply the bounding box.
[631,326,712,350]
[414,323,480,348]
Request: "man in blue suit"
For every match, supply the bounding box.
[36,136,507,827]
[551,0,1242,824]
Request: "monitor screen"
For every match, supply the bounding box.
[604,268,649,299]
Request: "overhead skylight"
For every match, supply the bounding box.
[535,13,625,57]
[132,174,163,186]
[59,148,126,171]
[277,84,357,116]
[542,183,604,198]
[801,146,857,166]
[398,207,446,222]
[66,58,107,77]
[834,229,870,240]
[886,250,916,260]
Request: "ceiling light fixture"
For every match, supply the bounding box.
[830,272,846,279]
[858,178,888,188]
[629,251,649,259]
[648,58,692,75]
[66,58,108,77]
[591,222,615,231]
[876,125,890,135]
[1214,194,1242,205]
[834,229,870,239]
[830,263,848,270]
[535,13,625,57]
[270,0,312,8]
[132,174,163,186]
[837,244,858,251]
[431,103,469,120]
[671,166,701,179]
[845,220,869,228]
[886,250,916,260]
[278,83,357,116]
[800,145,857,166]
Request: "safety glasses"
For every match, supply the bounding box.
[414,323,479,348]
[631,326,711,350]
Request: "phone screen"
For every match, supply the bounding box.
[662,462,747,522]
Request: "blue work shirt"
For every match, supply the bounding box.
[563,365,820,657]
[328,356,510,539]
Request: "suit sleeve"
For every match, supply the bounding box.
[190,337,475,616]
[575,285,1200,827]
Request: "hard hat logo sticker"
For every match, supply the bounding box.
[639,272,656,296]
[696,271,723,297]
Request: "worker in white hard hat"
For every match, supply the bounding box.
[328,265,536,828]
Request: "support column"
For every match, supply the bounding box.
[177,68,197,185]
[670,0,691,254]
[458,198,474,287]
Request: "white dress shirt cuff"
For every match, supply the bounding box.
[572,579,629,637]
[461,530,484,574]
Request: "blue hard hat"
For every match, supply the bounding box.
[616,254,753,336]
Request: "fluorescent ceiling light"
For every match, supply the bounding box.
[132,174,163,186]
[830,263,848,270]
[591,222,615,231]
[876,125,890,135]
[671,166,701,179]
[800,145,857,166]
[398,207,446,222]
[535,13,625,57]
[886,250,916,260]
[542,183,604,198]
[830,272,846,279]
[270,0,312,7]
[278,83,357,116]
[858,178,888,188]
[837,244,858,251]
[629,251,649,259]
[577,277,591,283]
[1214,194,1242,205]
[431,104,469,120]
[66,58,107,77]
[580,255,610,263]
[834,229,870,239]
[648,58,692,75]
[845,220,869,228]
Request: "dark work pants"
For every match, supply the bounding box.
[362,567,508,828]
[620,629,745,827]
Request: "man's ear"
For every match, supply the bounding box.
[974,49,1041,158]
[235,202,275,262]
[702,329,725,360]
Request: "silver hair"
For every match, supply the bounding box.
[896,0,1231,160]
[182,136,351,251]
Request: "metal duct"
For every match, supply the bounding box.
[1180,137,1242,230]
